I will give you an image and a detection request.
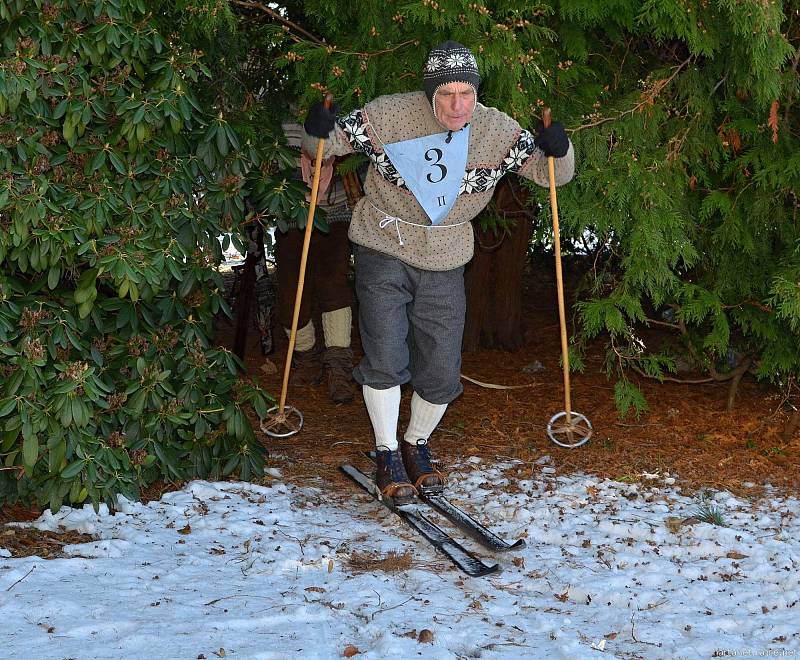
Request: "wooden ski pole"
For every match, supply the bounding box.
[275,94,332,420]
[539,109,592,448]
[542,107,573,430]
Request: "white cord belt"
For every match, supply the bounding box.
[371,202,468,247]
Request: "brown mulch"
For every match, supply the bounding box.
[0,525,98,559]
[243,266,800,502]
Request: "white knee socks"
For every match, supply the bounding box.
[363,385,401,451]
[403,392,447,444]
[363,388,447,450]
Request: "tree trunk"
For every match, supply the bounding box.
[232,223,265,365]
[463,178,536,352]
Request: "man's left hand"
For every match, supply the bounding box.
[534,120,569,158]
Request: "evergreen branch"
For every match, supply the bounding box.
[643,317,681,330]
[709,74,728,98]
[609,323,719,386]
[329,40,420,59]
[633,313,754,404]
[722,299,773,314]
[572,57,693,133]
[229,0,324,45]
[669,310,755,410]
[229,1,415,62]
[629,363,714,384]
[666,112,699,162]
[784,44,800,123]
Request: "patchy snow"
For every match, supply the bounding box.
[1,459,799,659]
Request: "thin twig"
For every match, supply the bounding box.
[630,611,661,647]
[6,565,35,591]
[637,597,668,611]
[643,317,682,330]
[629,363,714,385]
[573,57,693,133]
[480,642,532,650]
[204,593,276,606]
[370,595,416,620]
[230,0,323,44]
[331,40,420,59]
[613,422,660,427]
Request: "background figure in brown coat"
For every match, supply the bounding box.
[275,123,362,404]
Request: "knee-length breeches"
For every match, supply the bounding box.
[353,245,465,405]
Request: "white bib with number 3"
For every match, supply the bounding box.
[382,126,470,226]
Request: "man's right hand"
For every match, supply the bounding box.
[303,101,339,138]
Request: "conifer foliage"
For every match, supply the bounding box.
[272,0,799,416]
[0,0,271,510]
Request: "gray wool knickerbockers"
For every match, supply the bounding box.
[353,245,465,405]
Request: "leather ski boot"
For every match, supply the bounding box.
[401,439,445,494]
[323,346,355,404]
[375,448,417,506]
[289,344,323,387]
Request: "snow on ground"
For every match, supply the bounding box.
[1,457,799,659]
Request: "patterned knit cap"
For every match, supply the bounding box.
[423,41,480,114]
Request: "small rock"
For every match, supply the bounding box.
[418,629,434,644]
[343,645,360,657]
[260,359,278,375]
[522,360,546,374]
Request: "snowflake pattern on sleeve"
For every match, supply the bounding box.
[337,110,375,157]
[500,130,538,174]
[458,129,539,194]
[337,109,407,189]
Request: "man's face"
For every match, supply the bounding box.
[433,82,475,131]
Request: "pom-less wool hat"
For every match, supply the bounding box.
[423,40,480,118]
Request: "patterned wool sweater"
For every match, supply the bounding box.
[303,91,575,271]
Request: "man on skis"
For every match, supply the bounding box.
[302,40,574,503]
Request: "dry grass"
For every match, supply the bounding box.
[345,549,417,573]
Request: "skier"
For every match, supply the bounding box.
[302,40,574,503]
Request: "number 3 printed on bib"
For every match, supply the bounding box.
[383,126,470,225]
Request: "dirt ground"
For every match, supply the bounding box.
[237,263,800,504]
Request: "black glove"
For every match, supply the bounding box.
[534,119,569,158]
[303,101,340,138]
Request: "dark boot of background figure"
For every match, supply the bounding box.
[289,343,323,387]
[401,439,445,494]
[323,346,355,404]
[375,448,417,506]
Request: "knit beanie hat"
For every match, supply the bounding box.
[423,41,480,115]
